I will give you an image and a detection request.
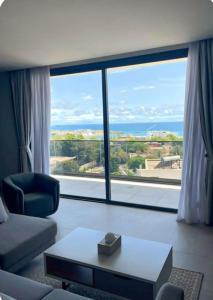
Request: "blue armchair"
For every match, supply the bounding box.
[2,173,60,218]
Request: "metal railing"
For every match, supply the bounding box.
[50,139,183,183]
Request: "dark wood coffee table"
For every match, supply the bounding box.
[44,227,172,300]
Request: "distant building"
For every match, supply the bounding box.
[149,131,173,138]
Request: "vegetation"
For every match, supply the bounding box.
[127,156,145,171]
[50,131,183,176]
[171,144,183,156]
[51,132,85,140]
[50,140,103,166]
[110,148,128,173]
[55,160,79,174]
[121,141,148,153]
[148,134,183,142]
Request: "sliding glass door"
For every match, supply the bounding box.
[50,49,188,211]
[107,59,187,209]
[50,71,106,199]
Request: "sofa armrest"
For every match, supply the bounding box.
[0,293,16,300]
[0,270,53,300]
[156,283,184,300]
[2,178,24,214]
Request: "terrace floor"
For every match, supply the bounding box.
[53,175,181,209]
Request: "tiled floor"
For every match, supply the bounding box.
[47,198,213,300]
[55,175,180,209]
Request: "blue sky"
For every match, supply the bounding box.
[51,58,187,125]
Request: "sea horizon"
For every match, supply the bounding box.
[51,121,184,137]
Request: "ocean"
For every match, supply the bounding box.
[51,121,184,138]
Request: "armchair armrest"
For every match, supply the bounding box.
[35,173,59,193]
[2,178,24,214]
[156,283,184,300]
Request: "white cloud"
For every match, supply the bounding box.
[51,102,184,125]
[82,95,93,101]
[51,108,103,125]
[133,85,155,91]
[164,109,173,114]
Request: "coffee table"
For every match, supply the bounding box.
[44,228,172,300]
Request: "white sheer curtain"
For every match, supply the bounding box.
[30,67,51,174]
[177,43,206,224]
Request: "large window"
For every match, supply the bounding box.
[50,50,187,211]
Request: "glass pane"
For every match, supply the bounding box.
[107,58,187,209]
[50,71,105,199]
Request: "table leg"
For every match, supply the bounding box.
[62,281,70,290]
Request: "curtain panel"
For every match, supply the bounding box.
[30,67,51,174]
[198,39,213,224]
[178,39,213,225]
[10,67,51,175]
[10,70,33,172]
[177,43,206,224]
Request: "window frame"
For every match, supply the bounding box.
[50,48,188,213]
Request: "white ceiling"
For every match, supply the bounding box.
[0,0,213,71]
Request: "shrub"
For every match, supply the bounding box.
[54,160,79,174]
[127,156,145,171]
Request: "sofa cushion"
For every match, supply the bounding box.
[0,293,16,300]
[0,198,8,224]
[0,213,57,271]
[0,270,53,300]
[42,289,92,300]
[24,193,54,217]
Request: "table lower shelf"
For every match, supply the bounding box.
[45,254,170,300]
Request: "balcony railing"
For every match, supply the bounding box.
[50,139,183,184]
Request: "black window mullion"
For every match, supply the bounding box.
[101,69,111,202]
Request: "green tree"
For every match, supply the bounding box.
[51,132,84,140]
[54,160,79,174]
[149,134,183,142]
[123,142,148,153]
[110,156,120,173]
[100,145,126,173]
[151,149,162,158]
[50,140,102,168]
[76,141,101,165]
[109,147,128,173]
[127,156,145,171]
[171,144,183,157]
